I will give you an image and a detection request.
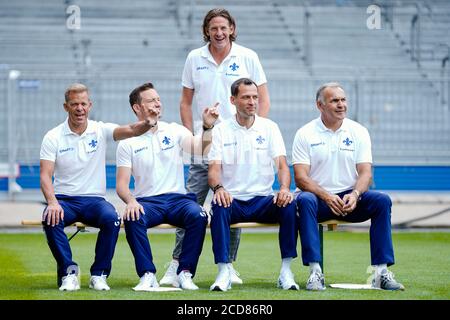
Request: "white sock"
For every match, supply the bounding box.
[280,258,293,274]
[375,264,387,276]
[309,262,322,274]
[218,263,228,273]
[172,259,179,266]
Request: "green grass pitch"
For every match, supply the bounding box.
[0,231,449,300]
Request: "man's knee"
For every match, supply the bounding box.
[296,192,318,208]
[185,205,208,227]
[378,192,392,208]
[366,191,392,209]
[210,204,231,220]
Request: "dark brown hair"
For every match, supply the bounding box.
[202,8,236,42]
[129,82,155,107]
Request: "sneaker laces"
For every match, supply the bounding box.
[165,261,178,272]
[229,265,240,277]
[63,273,78,283]
[141,272,154,283]
[381,270,395,282]
[92,274,104,282]
[181,271,193,280]
[307,271,322,285]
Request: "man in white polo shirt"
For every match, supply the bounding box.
[40,83,156,291]
[162,8,271,286]
[207,78,298,292]
[293,82,404,291]
[116,82,218,291]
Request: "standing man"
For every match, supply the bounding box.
[161,7,271,286]
[40,83,156,291]
[116,83,218,291]
[208,78,298,292]
[293,82,405,291]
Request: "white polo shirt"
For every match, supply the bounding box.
[40,119,118,197]
[116,121,192,198]
[292,117,372,194]
[182,42,267,135]
[208,115,286,201]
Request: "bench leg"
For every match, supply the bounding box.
[67,226,86,242]
[319,224,324,272]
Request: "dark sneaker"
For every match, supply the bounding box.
[306,271,326,291]
[372,269,405,291]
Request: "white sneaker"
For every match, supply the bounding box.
[59,274,80,291]
[133,272,160,291]
[372,269,405,291]
[159,260,179,286]
[89,275,110,291]
[306,271,326,291]
[175,271,199,290]
[277,270,300,290]
[228,263,243,285]
[210,267,232,292]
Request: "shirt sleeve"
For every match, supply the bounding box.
[356,127,373,164]
[207,126,223,162]
[291,129,310,165]
[270,123,286,158]
[181,54,194,89]
[172,123,193,150]
[249,52,267,86]
[40,132,57,162]
[116,141,132,168]
[99,122,119,140]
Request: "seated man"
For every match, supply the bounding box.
[41,83,156,291]
[116,82,218,291]
[293,82,404,291]
[208,78,299,292]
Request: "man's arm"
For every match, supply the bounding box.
[208,161,232,208]
[257,83,270,118]
[181,104,219,156]
[116,166,144,221]
[342,162,372,213]
[294,163,346,216]
[273,156,293,207]
[180,87,195,133]
[112,118,157,141]
[40,159,64,226]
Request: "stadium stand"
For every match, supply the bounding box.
[0,0,449,192]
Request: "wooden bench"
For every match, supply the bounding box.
[21,219,346,271]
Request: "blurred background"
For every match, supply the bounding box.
[1,0,449,201]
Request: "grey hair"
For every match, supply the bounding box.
[316,82,344,104]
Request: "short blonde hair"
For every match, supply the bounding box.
[64,83,89,102]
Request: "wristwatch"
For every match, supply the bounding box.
[203,124,214,131]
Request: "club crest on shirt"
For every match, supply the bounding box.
[160,135,174,151]
[86,139,98,153]
[256,135,265,144]
[340,137,355,152]
[342,137,353,146]
[226,62,240,76]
